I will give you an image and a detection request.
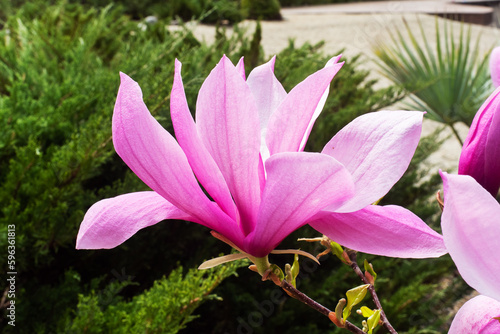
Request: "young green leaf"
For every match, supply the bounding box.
[343,284,370,320]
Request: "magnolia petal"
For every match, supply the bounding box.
[299,55,342,151]
[244,152,355,257]
[198,253,249,270]
[309,205,447,258]
[448,295,500,334]
[266,57,343,155]
[322,110,423,212]
[459,87,500,197]
[113,73,239,241]
[76,192,192,249]
[490,47,500,88]
[196,56,262,235]
[246,56,287,160]
[171,60,238,220]
[441,172,500,301]
[236,57,246,80]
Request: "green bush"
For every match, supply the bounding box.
[61,262,245,333]
[241,0,282,20]
[0,0,246,24]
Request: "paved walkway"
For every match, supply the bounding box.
[281,0,497,25]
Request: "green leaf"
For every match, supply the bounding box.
[330,241,348,264]
[366,309,381,334]
[364,259,377,282]
[343,284,370,320]
[270,264,284,282]
[359,306,374,317]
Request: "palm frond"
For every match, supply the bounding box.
[373,17,493,143]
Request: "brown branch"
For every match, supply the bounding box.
[279,280,365,334]
[347,250,398,334]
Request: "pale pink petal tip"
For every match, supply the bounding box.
[326,54,343,67]
[448,295,500,334]
[269,55,277,71]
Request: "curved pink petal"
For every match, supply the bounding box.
[489,47,500,88]
[246,56,287,160]
[113,73,240,242]
[309,205,446,258]
[266,57,343,155]
[322,110,424,212]
[459,87,500,197]
[449,295,500,334]
[170,60,238,220]
[244,152,355,257]
[441,172,500,301]
[299,55,342,151]
[196,56,262,235]
[77,192,193,249]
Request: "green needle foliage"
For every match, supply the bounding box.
[61,262,246,334]
[373,18,493,145]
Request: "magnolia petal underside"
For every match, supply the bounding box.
[246,56,287,161]
[299,55,343,151]
[309,205,447,258]
[441,172,500,301]
[266,57,343,155]
[322,110,424,212]
[112,73,239,241]
[196,55,262,235]
[170,60,238,220]
[76,192,192,249]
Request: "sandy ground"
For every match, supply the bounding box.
[177,10,500,172]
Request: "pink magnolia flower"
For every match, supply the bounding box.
[440,172,500,333]
[77,55,445,260]
[489,47,500,88]
[458,87,500,197]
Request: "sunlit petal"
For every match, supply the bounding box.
[441,172,500,301]
[266,56,343,155]
[323,110,423,212]
[171,60,238,220]
[309,205,446,258]
[245,152,354,256]
[196,56,262,235]
[77,192,192,249]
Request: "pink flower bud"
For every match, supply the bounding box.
[458,87,500,197]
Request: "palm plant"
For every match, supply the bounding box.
[373,18,493,145]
